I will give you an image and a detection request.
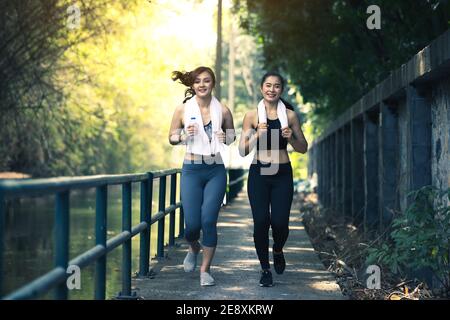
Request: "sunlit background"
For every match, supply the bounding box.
[65,0,222,171]
[0,0,311,299]
[0,0,312,179]
[2,0,449,301]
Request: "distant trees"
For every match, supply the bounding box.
[1,0,198,177]
[0,0,134,176]
[233,0,450,133]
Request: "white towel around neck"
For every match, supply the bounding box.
[184,95,224,156]
[257,99,289,128]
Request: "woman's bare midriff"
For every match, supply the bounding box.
[254,149,290,164]
[184,152,224,163]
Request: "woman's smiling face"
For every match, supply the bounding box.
[261,76,283,102]
[261,76,283,103]
[193,71,214,98]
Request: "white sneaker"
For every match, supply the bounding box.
[200,272,215,286]
[183,251,198,272]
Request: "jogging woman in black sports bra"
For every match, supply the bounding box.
[239,72,308,287]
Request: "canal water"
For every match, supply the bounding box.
[3,181,180,299]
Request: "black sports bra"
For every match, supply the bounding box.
[256,118,288,150]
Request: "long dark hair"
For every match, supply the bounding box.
[260,71,294,111]
[172,66,216,103]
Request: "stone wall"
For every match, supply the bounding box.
[309,28,450,233]
[431,78,450,205]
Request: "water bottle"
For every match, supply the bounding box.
[189,117,199,131]
[187,117,198,142]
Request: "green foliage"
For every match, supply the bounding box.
[0,0,139,176]
[366,186,450,288]
[1,0,217,177]
[289,149,308,180]
[233,0,450,133]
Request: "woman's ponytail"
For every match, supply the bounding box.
[172,66,216,103]
[280,97,295,111]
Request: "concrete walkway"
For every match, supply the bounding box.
[134,191,344,300]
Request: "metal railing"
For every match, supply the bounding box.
[0,167,247,300]
[308,28,450,236]
[0,169,182,300]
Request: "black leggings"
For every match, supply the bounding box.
[247,161,294,270]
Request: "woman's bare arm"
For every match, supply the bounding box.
[168,104,185,145]
[221,105,236,145]
[287,110,308,153]
[239,111,265,157]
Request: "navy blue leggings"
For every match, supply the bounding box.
[180,161,226,247]
[247,161,294,270]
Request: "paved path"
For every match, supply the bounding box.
[134,191,344,300]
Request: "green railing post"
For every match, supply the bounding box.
[139,173,152,276]
[120,182,132,297]
[95,185,107,300]
[1,170,182,299]
[169,174,177,246]
[55,191,70,300]
[179,206,185,238]
[0,192,4,297]
[157,175,166,258]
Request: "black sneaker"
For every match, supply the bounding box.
[259,270,273,287]
[273,247,286,274]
